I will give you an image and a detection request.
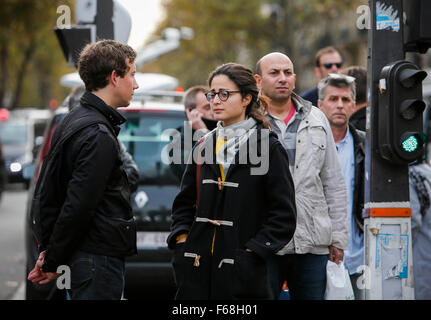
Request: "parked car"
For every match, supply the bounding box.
[0,109,51,188]
[24,94,187,299]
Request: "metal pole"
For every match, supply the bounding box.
[364,0,414,299]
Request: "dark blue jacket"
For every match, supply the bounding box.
[300,86,318,107]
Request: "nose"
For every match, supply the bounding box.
[330,64,339,73]
[278,73,287,83]
[212,93,222,104]
[134,79,139,90]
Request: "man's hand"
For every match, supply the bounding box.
[328,245,344,265]
[186,108,208,131]
[27,251,60,284]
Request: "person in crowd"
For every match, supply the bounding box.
[317,73,365,299]
[301,46,344,107]
[409,162,431,300]
[167,62,297,300]
[67,85,139,193]
[28,40,139,299]
[255,52,348,300]
[171,86,217,181]
[184,85,217,133]
[341,66,367,131]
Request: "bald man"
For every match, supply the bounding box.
[255,52,348,300]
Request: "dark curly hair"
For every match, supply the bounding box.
[208,63,270,129]
[78,40,137,92]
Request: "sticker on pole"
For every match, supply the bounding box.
[375,233,408,279]
[376,1,400,32]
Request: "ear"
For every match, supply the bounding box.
[254,74,262,90]
[243,93,252,108]
[109,70,119,87]
[314,67,321,79]
[317,99,322,109]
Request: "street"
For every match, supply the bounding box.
[0,184,27,300]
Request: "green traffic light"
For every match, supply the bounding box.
[401,135,418,152]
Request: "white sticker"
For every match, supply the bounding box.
[135,191,149,208]
[376,1,400,32]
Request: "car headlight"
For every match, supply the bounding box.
[10,162,22,172]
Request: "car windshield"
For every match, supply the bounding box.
[119,112,186,185]
[0,122,28,145]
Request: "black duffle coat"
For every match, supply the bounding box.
[167,125,297,300]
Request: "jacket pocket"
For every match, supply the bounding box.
[231,249,270,300]
[311,204,333,246]
[98,215,137,256]
[310,127,327,169]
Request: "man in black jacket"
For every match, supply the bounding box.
[317,73,365,300]
[28,40,139,299]
[67,85,140,193]
[301,46,344,107]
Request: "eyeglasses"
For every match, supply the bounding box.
[327,73,355,83]
[205,89,241,102]
[322,62,343,69]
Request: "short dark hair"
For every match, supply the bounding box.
[315,46,342,67]
[341,66,367,104]
[78,40,136,92]
[183,85,208,110]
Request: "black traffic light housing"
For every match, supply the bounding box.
[54,0,114,68]
[403,0,431,53]
[378,60,427,164]
[54,27,92,67]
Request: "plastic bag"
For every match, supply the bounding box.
[324,260,355,300]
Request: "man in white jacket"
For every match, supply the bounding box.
[255,52,348,300]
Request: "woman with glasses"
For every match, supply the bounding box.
[167,63,297,300]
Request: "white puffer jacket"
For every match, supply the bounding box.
[278,93,348,255]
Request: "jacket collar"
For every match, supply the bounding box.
[80,91,127,128]
[291,92,312,117]
[349,123,366,160]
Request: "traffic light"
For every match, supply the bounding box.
[378,60,427,164]
[403,0,431,53]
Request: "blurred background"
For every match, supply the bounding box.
[1,0,430,109]
[1,0,431,300]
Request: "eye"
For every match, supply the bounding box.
[220,90,229,99]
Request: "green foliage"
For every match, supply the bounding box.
[145,0,366,91]
[146,0,273,88]
[0,0,74,108]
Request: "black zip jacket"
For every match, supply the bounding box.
[350,123,365,232]
[38,91,137,272]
